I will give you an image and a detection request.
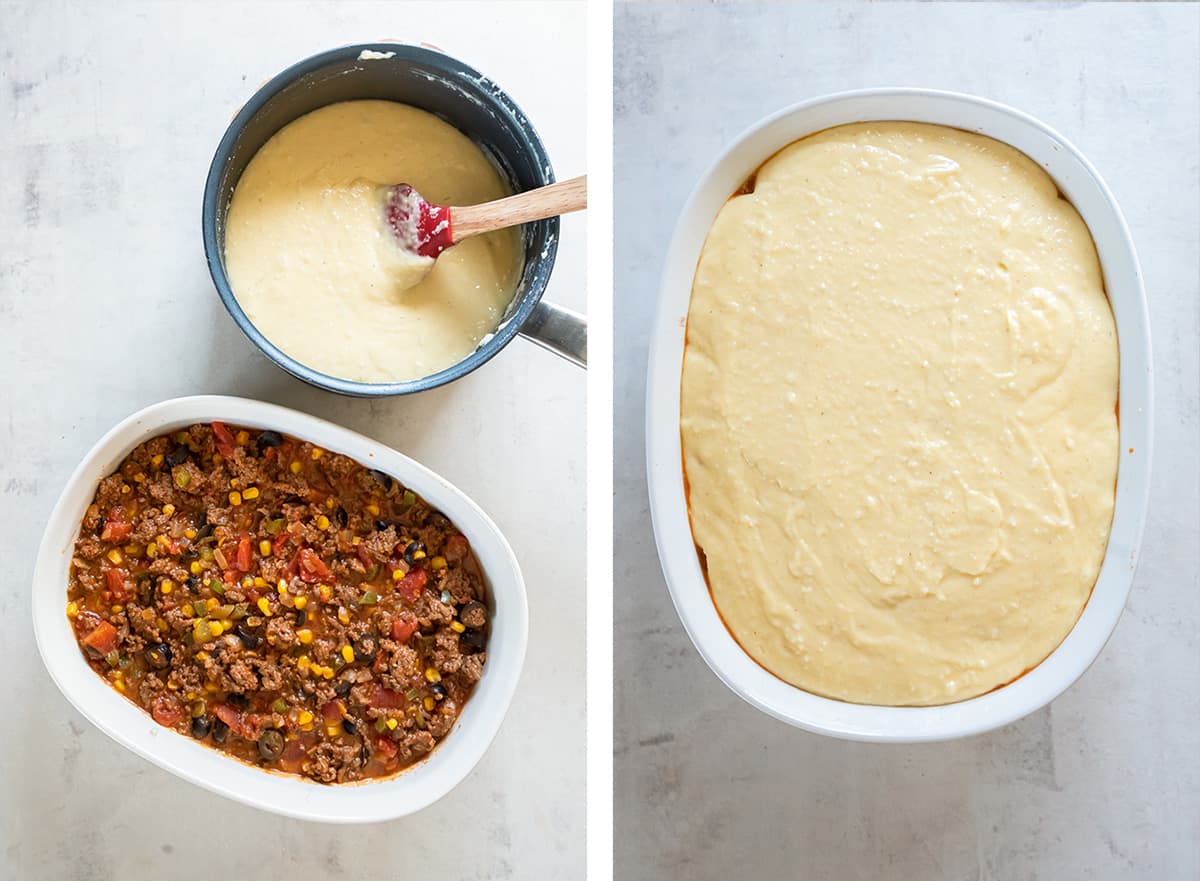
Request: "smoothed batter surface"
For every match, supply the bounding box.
[225,100,521,383]
[681,122,1119,706]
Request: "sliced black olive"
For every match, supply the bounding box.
[342,718,358,736]
[374,520,389,532]
[165,445,190,467]
[334,679,353,698]
[144,643,172,670]
[367,469,394,490]
[403,541,426,566]
[227,693,250,710]
[212,718,229,743]
[460,628,487,653]
[430,682,447,701]
[234,623,260,649]
[294,609,307,627]
[191,715,212,739]
[335,506,348,527]
[257,430,283,449]
[257,729,285,760]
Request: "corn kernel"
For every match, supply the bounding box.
[114,679,126,692]
[254,576,267,587]
[316,515,330,531]
[290,461,302,474]
[162,503,175,517]
[450,620,465,633]
[110,604,124,613]
[151,454,164,468]
[322,667,335,680]
[424,667,441,684]
[182,604,194,617]
[326,724,340,737]
[204,681,218,693]
[106,549,123,565]
[123,543,139,554]
[423,697,436,711]
[386,718,398,730]
[297,656,311,672]
[366,503,380,517]
[293,595,308,610]
[341,645,355,663]
[66,602,79,617]
[319,584,332,602]
[243,486,260,500]
[207,597,220,611]
[236,430,249,445]
[133,472,145,483]
[297,629,313,645]
[209,620,224,637]
[311,447,325,460]
[190,561,202,575]
[160,579,174,595]
[392,568,403,581]
[337,607,350,625]
[257,597,272,616]
[228,491,242,506]
[145,542,158,560]
[297,710,314,725]
[229,477,239,489]
[121,484,131,495]
[184,528,197,540]
[430,556,447,570]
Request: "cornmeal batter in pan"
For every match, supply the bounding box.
[225,100,522,383]
[681,122,1118,706]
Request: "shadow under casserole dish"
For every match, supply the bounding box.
[66,422,489,783]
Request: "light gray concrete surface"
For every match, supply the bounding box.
[0,2,584,879]
[614,3,1199,879]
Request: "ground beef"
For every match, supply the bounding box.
[66,422,489,784]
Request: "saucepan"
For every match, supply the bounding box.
[202,43,585,397]
[646,88,1153,742]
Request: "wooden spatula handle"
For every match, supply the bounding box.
[451,175,587,242]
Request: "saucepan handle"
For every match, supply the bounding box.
[519,300,587,368]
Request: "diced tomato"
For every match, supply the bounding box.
[444,533,469,564]
[371,686,406,709]
[211,421,237,458]
[104,567,130,602]
[321,699,345,723]
[295,547,330,583]
[214,703,263,740]
[391,615,419,643]
[356,543,373,567]
[81,619,119,656]
[151,696,184,728]
[396,567,428,602]
[235,535,252,572]
[100,507,132,542]
[373,735,398,758]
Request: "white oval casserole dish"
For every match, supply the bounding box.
[646,88,1152,742]
[32,395,528,821]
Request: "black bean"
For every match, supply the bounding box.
[227,693,250,710]
[294,609,307,627]
[335,506,348,527]
[460,601,488,630]
[403,541,426,566]
[234,623,260,649]
[460,628,487,653]
[257,729,285,760]
[212,718,229,743]
[430,682,447,701]
[194,523,213,542]
[257,430,283,449]
[342,718,358,736]
[367,469,394,490]
[334,680,353,698]
[165,445,190,467]
[186,576,201,593]
[144,643,172,670]
[374,520,389,532]
[190,715,212,739]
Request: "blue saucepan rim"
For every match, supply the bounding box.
[202,42,558,397]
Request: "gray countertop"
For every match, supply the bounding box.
[0,2,584,878]
[614,2,1199,879]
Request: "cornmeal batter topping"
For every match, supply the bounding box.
[681,122,1118,706]
[225,100,522,383]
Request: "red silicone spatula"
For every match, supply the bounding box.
[385,174,587,260]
